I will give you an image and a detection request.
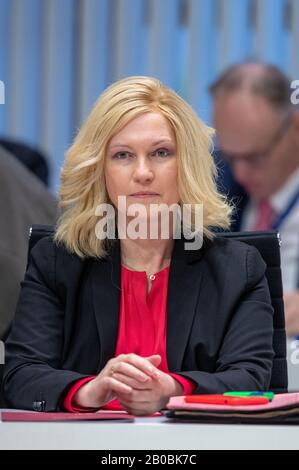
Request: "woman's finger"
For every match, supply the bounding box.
[103,375,133,396]
[111,358,154,382]
[112,372,152,390]
[116,354,161,380]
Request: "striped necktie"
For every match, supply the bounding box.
[252,199,276,231]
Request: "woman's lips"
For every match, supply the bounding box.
[129,193,159,198]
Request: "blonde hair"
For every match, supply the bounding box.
[55,76,232,258]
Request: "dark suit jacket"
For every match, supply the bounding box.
[214,149,299,287]
[2,235,274,411]
[214,149,248,232]
[0,146,57,341]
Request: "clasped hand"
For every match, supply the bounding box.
[73,353,183,415]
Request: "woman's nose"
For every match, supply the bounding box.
[132,158,154,183]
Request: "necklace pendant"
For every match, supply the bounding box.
[149,274,156,281]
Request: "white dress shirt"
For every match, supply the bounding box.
[241,166,299,293]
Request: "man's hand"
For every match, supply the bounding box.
[284,290,299,337]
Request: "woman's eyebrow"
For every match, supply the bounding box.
[109,139,174,149]
[108,144,132,150]
[151,139,174,146]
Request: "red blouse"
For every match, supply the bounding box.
[63,265,196,412]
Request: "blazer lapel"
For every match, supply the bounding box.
[91,241,121,371]
[166,237,205,372]
[91,236,207,373]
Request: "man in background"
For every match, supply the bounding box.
[210,63,299,338]
[0,145,57,341]
[0,137,49,186]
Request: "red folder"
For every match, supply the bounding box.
[165,392,299,424]
[0,411,135,422]
[168,392,299,412]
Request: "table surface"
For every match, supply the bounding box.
[1,412,299,450]
[1,340,298,451]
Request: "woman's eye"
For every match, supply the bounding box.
[113,151,131,160]
[153,148,170,157]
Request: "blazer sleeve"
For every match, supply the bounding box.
[2,238,90,411]
[176,246,275,393]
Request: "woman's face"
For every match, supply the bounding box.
[105,112,179,215]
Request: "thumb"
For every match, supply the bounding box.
[147,354,162,367]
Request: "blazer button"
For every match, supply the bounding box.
[32,400,46,412]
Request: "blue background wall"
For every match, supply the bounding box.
[0,0,298,191]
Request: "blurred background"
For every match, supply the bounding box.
[0,0,298,191]
[0,0,299,397]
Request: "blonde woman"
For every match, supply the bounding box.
[3,77,274,415]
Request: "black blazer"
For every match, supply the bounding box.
[3,235,274,411]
